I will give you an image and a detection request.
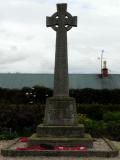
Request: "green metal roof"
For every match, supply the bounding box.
[0,73,120,89]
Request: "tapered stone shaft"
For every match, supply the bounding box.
[46,3,77,97]
[54,30,69,96]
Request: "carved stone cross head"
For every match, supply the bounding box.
[46,3,77,32]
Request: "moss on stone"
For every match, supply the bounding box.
[47,96,75,101]
[37,124,84,128]
[29,133,93,141]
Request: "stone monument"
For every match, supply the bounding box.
[1,4,119,158]
[28,3,93,148]
[44,3,78,126]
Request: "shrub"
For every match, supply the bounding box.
[77,114,120,140]
[77,114,107,136]
[70,89,120,104]
[0,86,53,104]
[1,87,120,104]
[103,112,120,122]
[0,104,45,130]
[77,104,120,120]
[0,131,17,140]
[107,121,120,140]
[0,104,120,130]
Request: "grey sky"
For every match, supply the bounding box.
[0,0,120,73]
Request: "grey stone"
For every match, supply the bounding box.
[27,3,93,148]
[44,3,78,126]
[28,3,93,150]
[44,97,78,126]
[1,138,119,157]
[36,124,85,137]
[28,133,93,148]
[46,3,77,96]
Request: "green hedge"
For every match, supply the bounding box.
[1,87,120,104]
[103,112,120,122]
[70,88,120,104]
[0,104,44,131]
[0,104,120,140]
[77,104,120,120]
[0,86,53,104]
[77,114,120,140]
[0,104,120,129]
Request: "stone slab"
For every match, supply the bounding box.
[27,133,93,148]
[1,138,119,157]
[36,124,85,137]
[44,97,78,126]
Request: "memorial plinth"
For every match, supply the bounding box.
[28,3,93,148]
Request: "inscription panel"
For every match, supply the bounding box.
[44,97,78,125]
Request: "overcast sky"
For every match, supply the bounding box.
[0,0,120,73]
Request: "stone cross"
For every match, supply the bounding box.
[46,3,77,96]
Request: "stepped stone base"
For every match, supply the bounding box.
[37,124,85,137]
[1,138,119,157]
[28,96,93,149]
[27,133,93,148]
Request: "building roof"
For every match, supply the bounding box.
[0,73,120,89]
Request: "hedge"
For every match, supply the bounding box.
[0,104,44,131]
[0,104,120,129]
[77,104,120,120]
[77,113,120,140]
[70,88,120,104]
[0,86,53,104]
[0,104,120,140]
[1,87,120,104]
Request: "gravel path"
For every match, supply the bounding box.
[0,140,120,160]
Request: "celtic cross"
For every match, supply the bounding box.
[46,3,77,32]
[46,3,77,96]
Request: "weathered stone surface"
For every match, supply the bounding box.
[43,3,78,126]
[1,138,119,157]
[26,3,94,151]
[37,124,85,137]
[27,3,93,150]
[28,133,93,148]
[46,3,77,96]
[44,97,78,126]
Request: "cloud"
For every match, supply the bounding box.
[0,0,120,73]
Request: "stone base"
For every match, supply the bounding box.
[27,133,93,148]
[44,96,78,126]
[36,124,85,137]
[1,138,119,157]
